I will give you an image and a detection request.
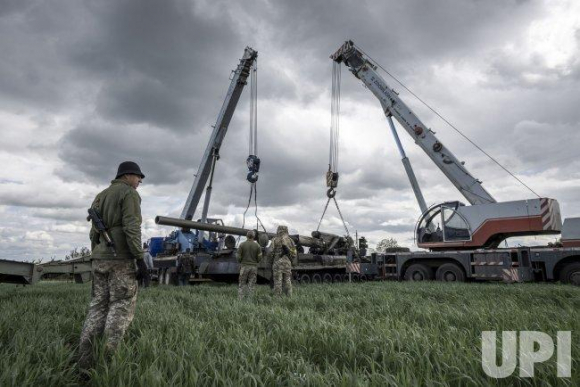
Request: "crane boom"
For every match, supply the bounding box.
[331,41,496,206]
[181,47,258,220]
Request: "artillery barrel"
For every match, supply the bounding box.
[155,216,325,248]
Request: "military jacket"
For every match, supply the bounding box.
[269,235,297,263]
[237,240,263,266]
[89,179,143,260]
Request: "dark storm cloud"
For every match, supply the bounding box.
[0,1,87,111]
[71,0,243,130]
[233,0,543,97]
[0,0,244,127]
[44,0,547,196]
[57,122,201,185]
[3,0,577,207]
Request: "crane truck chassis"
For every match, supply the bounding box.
[152,217,580,286]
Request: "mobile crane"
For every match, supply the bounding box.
[152,47,258,284]
[330,41,580,284]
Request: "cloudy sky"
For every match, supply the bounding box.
[1,0,579,261]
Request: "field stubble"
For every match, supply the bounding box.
[0,281,578,386]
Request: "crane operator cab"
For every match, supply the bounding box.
[416,201,472,244]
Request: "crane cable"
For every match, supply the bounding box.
[353,43,541,199]
[317,61,351,237]
[240,60,267,239]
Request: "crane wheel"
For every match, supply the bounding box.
[299,273,311,284]
[559,262,580,286]
[435,263,465,282]
[322,273,333,283]
[312,273,322,283]
[404,263,433,281]
[333,273,343,283]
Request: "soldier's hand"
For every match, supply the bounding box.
[135,259,149,282]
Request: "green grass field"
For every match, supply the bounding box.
[0,281,578,386]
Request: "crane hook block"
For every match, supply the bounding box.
[327,188,337,198]
[246,155,261,183]
[326,170,339,188]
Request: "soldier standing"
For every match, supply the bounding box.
[237,230,263,299]
[269,225,297,297]
[78,161,149,370]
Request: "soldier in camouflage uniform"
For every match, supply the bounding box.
[237,231,263,299]
[269,225,297,296]
[78,161,148,370]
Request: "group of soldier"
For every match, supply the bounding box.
[78,161,297,374]
[237,225,296,299]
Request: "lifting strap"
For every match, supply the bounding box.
[317,61,351,237]
[240,60,266,237]
[327,60,341,198]
[316,196,350,237]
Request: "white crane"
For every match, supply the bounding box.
[331,41,565,250]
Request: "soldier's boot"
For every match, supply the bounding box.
[76,337,96,373]
[77,351,93,371]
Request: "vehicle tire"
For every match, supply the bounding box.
[312,273,322,283]
[299,273,311,284]
[435,263,466,282]
[559,262,580,286]
[404,263,433,281]
[351,273,360,282]
[333,273,343,283]
[343,273,351,282]
[360,274,368,282]
[322,273,333,283]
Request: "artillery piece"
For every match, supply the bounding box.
[154,216,355,256]
[153,216,360,285]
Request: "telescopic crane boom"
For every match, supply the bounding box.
[181,47,258,222]
[331,41,564,250]
[331,41,495,206]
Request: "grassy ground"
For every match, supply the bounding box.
[0,281,578,386]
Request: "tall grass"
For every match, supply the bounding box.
[0,281,578,386]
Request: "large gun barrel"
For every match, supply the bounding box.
[154,216,327,248]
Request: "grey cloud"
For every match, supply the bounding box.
[70,0,243,130]
[57,122,201,185]
[230,0,543,96]
[0,187,86,209]
[32,208,87,222]
[0,1,94,111]
[0,0,245,129]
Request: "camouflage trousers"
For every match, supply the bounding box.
[273,256,292,297]
[238,265,258,299]
[78,259,138,368]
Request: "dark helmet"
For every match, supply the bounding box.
[116,161,145,179]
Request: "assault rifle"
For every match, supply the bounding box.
[87,208,117,257]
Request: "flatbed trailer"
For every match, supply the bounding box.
[0,258,92,285]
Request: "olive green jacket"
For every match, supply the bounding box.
[89,179,143,260]
[237,240,263,266]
